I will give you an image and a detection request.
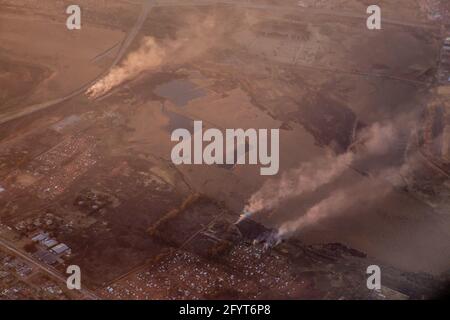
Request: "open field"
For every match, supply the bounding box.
[0,0,449,299]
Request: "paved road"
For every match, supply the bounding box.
[0,0,154,126]
[155,0,438,29]
[0,0,439,123]
[0,235,99,299]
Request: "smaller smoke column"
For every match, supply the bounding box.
[277,190,349,238]
[276,179,388,238]
[86,14,222,99]
[86,37,170,98]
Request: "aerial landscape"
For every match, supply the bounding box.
[0,0,449,300]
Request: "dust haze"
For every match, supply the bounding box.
[0,0,449,300]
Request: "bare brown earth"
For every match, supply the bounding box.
[0,0,449,299]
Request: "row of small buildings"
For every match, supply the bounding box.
[31,232,71,265]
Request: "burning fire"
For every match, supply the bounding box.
[236,209,253,224]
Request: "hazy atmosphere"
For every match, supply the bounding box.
[0,0,449,301]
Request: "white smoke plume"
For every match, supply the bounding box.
[241,121,398,220]
[86,15,222,99]
[357,122,397,155]
[86,37,172,98]
[277,190,349,238]
[277,178,389,239]
[244,152,354,214]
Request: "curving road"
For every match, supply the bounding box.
[0,0,438,125]
[155,0,438,30]
[0,0,154,126]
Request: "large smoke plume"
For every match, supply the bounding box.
[242,121,400,237]
[244,122,397,214]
